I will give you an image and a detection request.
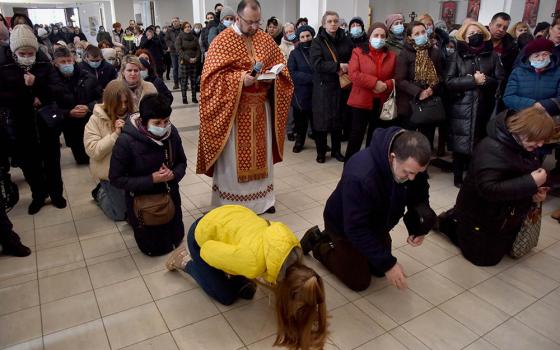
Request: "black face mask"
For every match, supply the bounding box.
[468,33,484,47]
[300,41,312,49]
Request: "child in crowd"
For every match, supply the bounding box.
[166,205,328,350]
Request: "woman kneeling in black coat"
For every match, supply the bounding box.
[110,94,187,256]
[437,107,555,266]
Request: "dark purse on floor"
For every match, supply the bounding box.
[409,95,445,125]
[133,143,176,227]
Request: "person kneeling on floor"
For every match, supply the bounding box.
[437,107,555,266]
[166,204,328,350]
[301,128,436,291]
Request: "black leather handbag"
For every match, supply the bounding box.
[409,96,446,125]
[37,103,63,133]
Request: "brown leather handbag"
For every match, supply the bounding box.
[133,143,176,227]
[324,39,352,90]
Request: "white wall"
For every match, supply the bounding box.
[77,2,103,42]
[113,0,134,25]
[371,0,467,26]
[156,0,194,25]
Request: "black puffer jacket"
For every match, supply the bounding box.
[446,40,504,155]
[0,46,63,130]
[140,36,165,73]
[55,64,101,119]
[109,116,187,256]
[395,42,445,119]
[79,60,118,90]
[454,110,539,265]
[175,32,200,63]
[310,27,353,131]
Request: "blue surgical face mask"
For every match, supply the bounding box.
[148,124,171,137]
[287,33,297,41]
[140,70,148,79]
[391,24,404,35]
[350,26,363,38]
[88,60,102,69]
[370,37,386,49]
[426,27,433,36]
[530,57,551,69]
[414,34,428,46]
[58,63,74,75]
[223,20,233,28]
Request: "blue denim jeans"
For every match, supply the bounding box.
[184,219,250,305]
[96,180,126,221]
[170,53,179,85]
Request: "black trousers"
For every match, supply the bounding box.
[63,117,90,164]
[314,130,341,156]
[311,225,386,291]
[293,108,313,147]
[12,121,49,201]
[36,119,64,200]
[452,153,471,180]
[345,101,396,162]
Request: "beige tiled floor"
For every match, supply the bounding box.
[1,88,560,349]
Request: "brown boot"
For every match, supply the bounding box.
[551,208,560,221]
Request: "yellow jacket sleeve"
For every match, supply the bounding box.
[199,240,261,279]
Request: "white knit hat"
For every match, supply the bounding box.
[9,24,38,53]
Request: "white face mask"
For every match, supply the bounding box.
[140,70,149,79]
[16,55,36,67]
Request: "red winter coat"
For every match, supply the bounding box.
[347,46,396,110]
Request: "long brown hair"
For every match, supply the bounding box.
[101,80,134,130]
[274,264,328,350]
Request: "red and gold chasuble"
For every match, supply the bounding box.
[196,27,293,182]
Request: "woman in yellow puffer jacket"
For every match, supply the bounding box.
[166,205,328,350]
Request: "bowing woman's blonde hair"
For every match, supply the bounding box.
[273,263,328,349]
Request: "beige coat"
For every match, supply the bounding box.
[84,104,119,181]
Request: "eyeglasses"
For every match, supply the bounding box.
[239,15,262,28]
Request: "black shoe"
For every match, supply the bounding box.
[173,84,179,90]
[287,133,295,142]
[453,176,463,189]
[293,144,303,153]
[28,198,46,215]
[238,280,257,300]
[316,155,326,163]
[182,97,188,104]
[192,96,199,103]
[300,225,324,255]
[325,145,331,152]
[332,152,345,162]
[166,74,170,80]
[265,206,276,214]
[91,183,101,201]
[51,196,67,209]
[1,232,31,257]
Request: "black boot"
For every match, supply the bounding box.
[1,231,31,257]
[91,183,101,201]
[28,198,46,215]
[182,96,188,104]
[192,94,198,104]
[51,196,67,209]
[300,226,327,255]
[238,280,257,300]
